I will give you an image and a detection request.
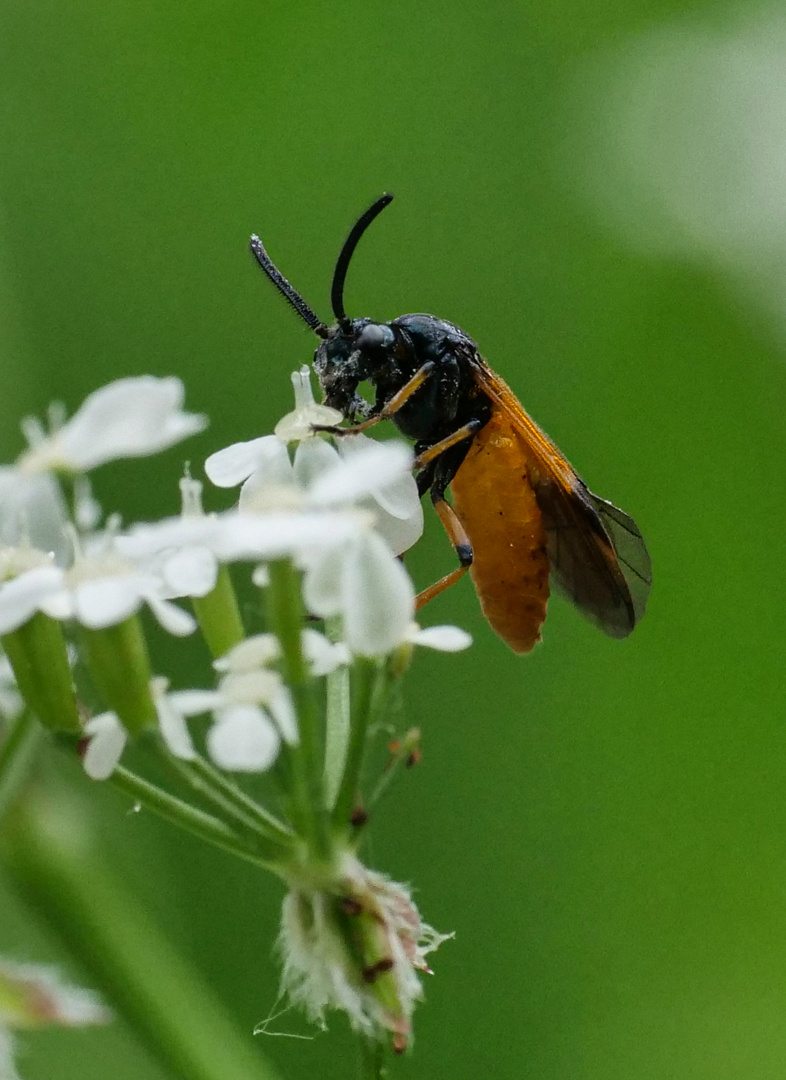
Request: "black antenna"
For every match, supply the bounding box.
[249,234,328,339]
[331,193,394,328]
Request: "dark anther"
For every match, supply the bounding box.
[350,806,369,828]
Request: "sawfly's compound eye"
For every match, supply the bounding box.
[356,323,393,351]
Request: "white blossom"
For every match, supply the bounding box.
[16,376,207,475]
[0,957,110,1029]
[82,678,197,781]
[164,666,296,772]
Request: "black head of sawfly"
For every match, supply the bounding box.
[250,194,455,425]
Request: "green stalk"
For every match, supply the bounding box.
[0,710,44,818]
[331,658,379,832]
[166,751,295,847]
[110,766,285,871]
[191,565,245,658]
[80,616,157,734]
[324,620,350,809]
[2,613,81,733]
[3,790,282,1080]
[358,1032,386,1080]
[267,560,330,860]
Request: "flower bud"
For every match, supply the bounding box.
[279,855,451,1050]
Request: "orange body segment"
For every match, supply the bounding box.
[450,409,550,653]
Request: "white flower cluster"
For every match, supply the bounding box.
[0,369,469,781]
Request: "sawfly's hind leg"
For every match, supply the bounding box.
[414,433,478,611]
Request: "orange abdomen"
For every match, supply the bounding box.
[450,409,550,653]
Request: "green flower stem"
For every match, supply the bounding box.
[0,710,44,818]
[110,766,286,871]
[191,565,245,658]
[3,790,282,1080]
[358,1032,386,1080]
[2,613,81,733]
[367,727,421,811]
[324,619,350,809]
[267,560,330,860]
[80,616,157,734]
[165,750,296,848]
[332,658,380,832]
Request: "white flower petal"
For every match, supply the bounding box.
[144,594,196,637]
[58,377,206,471]
[0,566,66,635]
[161,546,218,598]
[268,685,299,745]
[0,1029,19,1080]
[408,624,472,651]
[214,634,280,673]
[218,669,282,705]
[301,628,350,676]
[168,689,224,716]
[207,705,281,772]
[306,441,414,508]
[342,532,415,657]
[116,516,223,560]
[83,713,127,780]
[337,434,422,520]
[0,468,70,562]
[301,544,345,618]
[293,438,340,488]
[72,576,143,628]
[205,435,291,488]
[154,693,197,760]
[364,495,424,556]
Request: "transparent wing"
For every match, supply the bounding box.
[467,353,652,637]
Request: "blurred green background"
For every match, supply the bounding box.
[1,1,785,1078]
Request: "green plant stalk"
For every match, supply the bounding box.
[3,790,283,1080]
[110,766,286,872]
[191,565,245,658]
[164,749,295,847]
[358,1031,386,1080]
[324,620,350,809]
[2,613,81,733]
[332,658,380,832]
[266,559,330,860]
[0,710,44,818]
[79,616,157,734]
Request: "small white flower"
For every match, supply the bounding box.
[82,678,197,781]
[0,559,66,636]
[51,539,196,635]
[0,957,110,1029]
[165,666,296,772]
[16,376,207,475]
[214,630,349,679]
[205,367,423,557]
[0,468,69,563]
[304,530,415,658]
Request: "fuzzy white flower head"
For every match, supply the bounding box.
[16,376,207,475]
[278,855,452,1050]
